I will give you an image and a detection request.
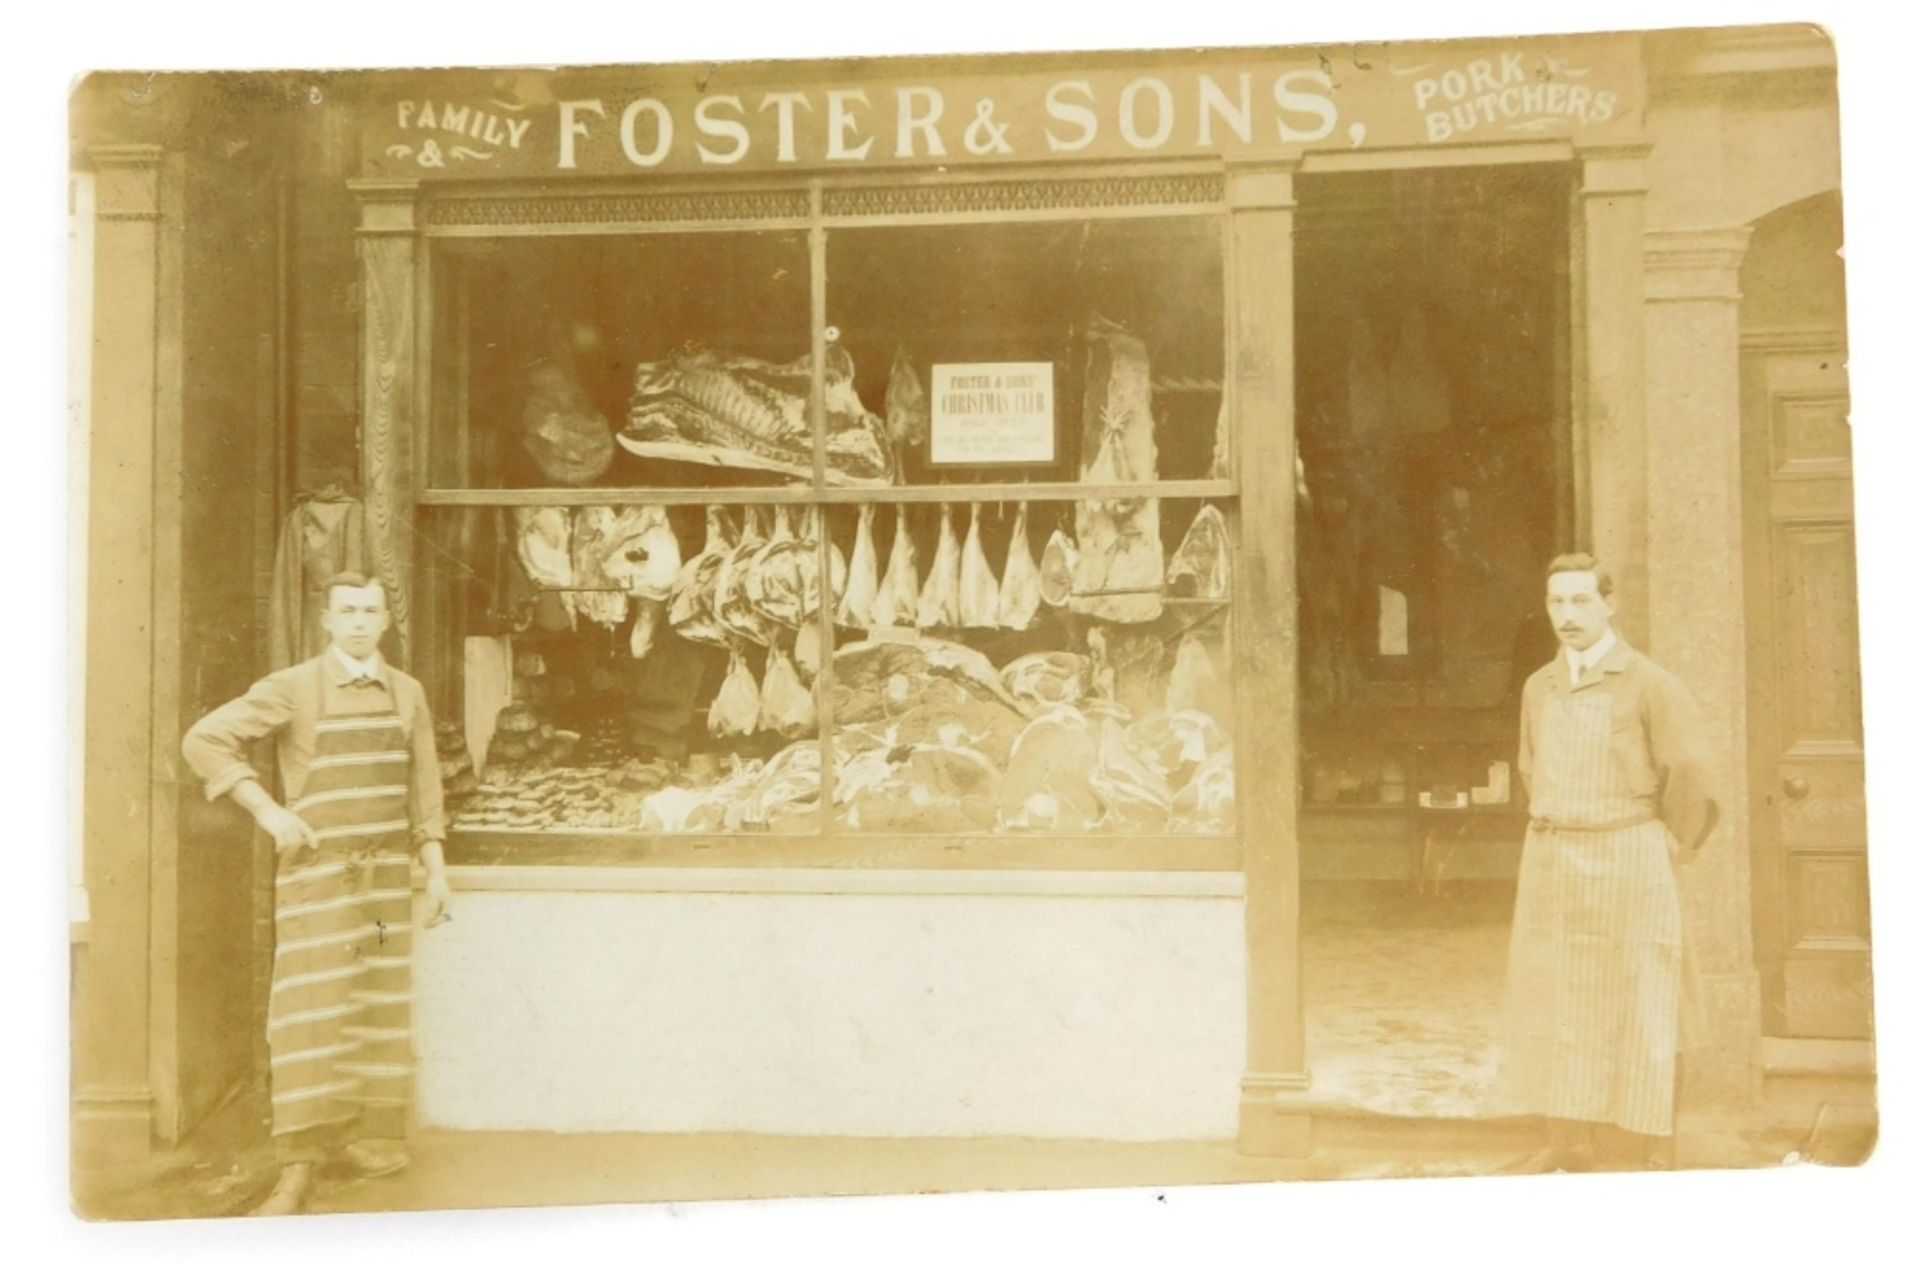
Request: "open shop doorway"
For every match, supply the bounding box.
[1292,163,1574,1118]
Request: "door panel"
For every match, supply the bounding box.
[1746,336,1871,1040]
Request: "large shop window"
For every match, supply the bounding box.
[417,212,1236,853]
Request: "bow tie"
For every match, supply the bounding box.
[345,676,381,689]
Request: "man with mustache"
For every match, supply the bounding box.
[1497,553,1718,1172]
[183,573,453,1215]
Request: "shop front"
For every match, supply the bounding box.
[73,24,1865,1176]
[339,36,1649,1151]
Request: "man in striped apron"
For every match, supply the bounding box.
[183,573,452,1215]
[1496,553,1717,1172]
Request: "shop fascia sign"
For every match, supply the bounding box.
[369,38,1640,177]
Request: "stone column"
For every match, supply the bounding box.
[1576,141,1653,647]
[1229,160,1311,1157]
[351,180,421,665]
[1644,227,1763,1120]
[73,143,165,1168]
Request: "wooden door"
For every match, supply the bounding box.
[1743,331,1871,1040]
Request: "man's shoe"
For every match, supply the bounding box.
[340,1140,411,1179]
[1501,1140,1596,1175]
[248,1163,314,1217]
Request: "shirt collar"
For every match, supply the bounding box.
[329,646,389,687]
[1564,628,1619,683]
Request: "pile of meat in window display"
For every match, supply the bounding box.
[465,494,1236,833]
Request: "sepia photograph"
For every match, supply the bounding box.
[61,10,1888,1231]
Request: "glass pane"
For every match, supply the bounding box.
[825,217,1226,488]
[429,231,866,491]
[439,502,835,835]
[822,499,1234,835]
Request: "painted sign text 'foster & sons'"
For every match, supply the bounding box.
[364,38,1640,177]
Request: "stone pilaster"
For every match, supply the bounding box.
[73,143,166,1168]
[351,180,421,666]
[1643,227,1764,1120]
[1576,141,1653,647]
[1228,160,1311,1157]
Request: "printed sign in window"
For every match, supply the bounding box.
[930,363,1056,465]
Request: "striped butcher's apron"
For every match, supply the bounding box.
[1495,686,1684,1138]
[266,671,416,1150]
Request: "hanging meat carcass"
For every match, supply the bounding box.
[836,503,880,629]
[917,503,962,629]
[627,600,669,661]
[996,502,1042,630]
[1037,528,1078,610]
[872,505,921,628]
[757,641,816,739]
[885,345,929,450]
[667,506,738,647]
[798,506,848,680]
[1072,319,1163,624]
[713,507,773,647]
[621,342,893,486]
[1166,631,1222,716]
[708,646,763,739]
[513,507,576,630]
[744,505,808,629]
[753,505,845,629]
[521,358,614,486]
[1167,504,1231,600]
[957,503,1001,629]
[570,507,633,630]
[597,506,683,658]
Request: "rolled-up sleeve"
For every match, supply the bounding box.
[1647,667,1719,852]
[407,685,448,848]
[181,673,297,802]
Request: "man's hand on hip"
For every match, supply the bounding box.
[256,803,319,854]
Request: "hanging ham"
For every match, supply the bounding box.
[521,358,614,486]
[996,502,1042,630]
[757,642,816,739]
[872,504,921,628]
[837,503,880,629]
[626,599,669,660]
[708,646,763,739]
[1038,528,1079,609]
[569,507,632,630]
[667,506,738,647]
[597,506,683,658]
[885,345,929,450]
[1166,631,1222,717]
[957,502,1001,629]
[1166,504,1231,600]
[917,503,962,629]
[802,505,848,622]
[744,505,806,629]
[714,507,773,647]
[1071,318,1163,624]
[513,507,576,631]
